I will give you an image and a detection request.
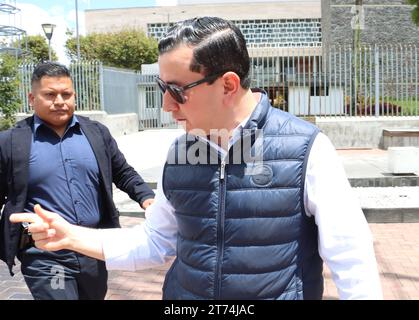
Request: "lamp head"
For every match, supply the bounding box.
[41,23,56,40]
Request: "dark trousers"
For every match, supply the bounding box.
[18,246,108,300]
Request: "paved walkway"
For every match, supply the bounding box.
[2,216,418,300]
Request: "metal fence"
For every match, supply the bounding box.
[136,44,418,130]
[249,44,418,117]
[138,74,177,129]
[17,61,176,130]
[17,44,419,130]
[19,62,33,113]
[101,66,139,115]
[70,61,103,111]
[98,68,177,129]
[18,60,103,113]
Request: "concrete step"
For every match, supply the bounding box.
[363,208,419,223]
[115,186,419,223]
[354,187,419,223]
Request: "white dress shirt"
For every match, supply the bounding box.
[102,129,383,300]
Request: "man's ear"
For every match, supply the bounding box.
[222,72,240,97]
[28,92,34,109]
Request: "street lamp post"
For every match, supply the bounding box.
[75,0,81,61]
[41,23,56,61]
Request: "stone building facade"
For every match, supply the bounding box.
[148,18,322,48]
[85,1,322,49]
[322,0,418,48]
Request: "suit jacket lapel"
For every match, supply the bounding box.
[11,117,33,202]
[78,117,110,188]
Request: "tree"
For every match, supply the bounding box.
[408,0,419,26]
[65,29,158,70]
[17,35,58,62]
[0,54,21,130]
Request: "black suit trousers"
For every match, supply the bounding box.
[18,246,108,300]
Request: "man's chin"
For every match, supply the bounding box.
[176,119,188,131]
[53,117,70,125]
[48,117,71,127]
[176,120,209,136]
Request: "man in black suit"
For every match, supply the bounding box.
[0,61,154,300]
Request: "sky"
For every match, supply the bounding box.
[0,0,177,64]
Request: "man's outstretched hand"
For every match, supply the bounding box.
[10,204,71,252]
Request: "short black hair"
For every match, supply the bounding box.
[31,61,72,86]
[158,16,251,89]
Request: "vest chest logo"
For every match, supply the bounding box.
[249,164,273,187]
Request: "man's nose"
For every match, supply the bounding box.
[162,92,180,112]
[54,94,65,104]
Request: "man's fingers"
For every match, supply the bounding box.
[28,222,52,233]
[31,229,56,242]
[10,205,60,226]
[34,204,57,223]
[9,213,41,225]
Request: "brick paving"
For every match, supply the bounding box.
[323,223,419,300]
[0,262,32,300]
[1,216,418,300]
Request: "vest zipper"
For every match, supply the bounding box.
[215,160,226,299]
[220,161,226,180]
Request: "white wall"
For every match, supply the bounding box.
[288,87,310,115]
[310,88,344,115]
[288,87,344,116]
[316,117,419,149]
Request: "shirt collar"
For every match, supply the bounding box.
[33,114,79,135]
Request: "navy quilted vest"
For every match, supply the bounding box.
[162,92,323,300]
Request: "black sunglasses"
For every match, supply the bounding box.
[156,72,225,104]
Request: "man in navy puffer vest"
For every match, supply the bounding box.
[10,16,382,300]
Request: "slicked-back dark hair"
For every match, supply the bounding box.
[31,61,72,86]
[158,16,251,89]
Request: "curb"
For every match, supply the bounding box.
[363,208,419,223]
[349,176,419,188]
